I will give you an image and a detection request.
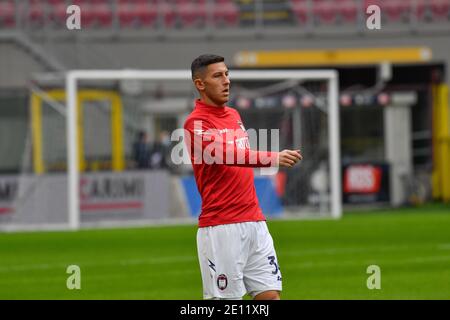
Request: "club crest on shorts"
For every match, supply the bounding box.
[217,274,228,290]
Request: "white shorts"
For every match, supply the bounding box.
[197,221,282,299]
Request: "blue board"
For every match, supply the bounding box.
[180,175,283,218]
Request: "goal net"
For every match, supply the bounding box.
[0,70,340,231]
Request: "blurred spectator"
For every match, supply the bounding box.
[150,130,171,169]
[132,130,151,169]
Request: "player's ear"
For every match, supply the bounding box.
[193,78,205,91]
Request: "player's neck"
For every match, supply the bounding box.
[200,96,225,108]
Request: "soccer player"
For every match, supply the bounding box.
[184,54,302,300]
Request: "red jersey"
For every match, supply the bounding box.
[184,99,278,227]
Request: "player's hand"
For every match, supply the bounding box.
[277,149,303,168]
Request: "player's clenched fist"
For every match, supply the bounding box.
[277,149,303,168]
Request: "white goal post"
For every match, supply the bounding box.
[66,69,341,230]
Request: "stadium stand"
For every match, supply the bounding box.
[118,0,158,28]
[1,0,449,30]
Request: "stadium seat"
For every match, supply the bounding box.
[71,0,92,27]
[27,0,45,28]
[313,0,337,25]
[290,0,308,25]
[417,0,450,21]
[175,1,208,28]
[47,0,66,5]
[213,0,239,27]
[50,5,68,26]
[386,0,412,22]
[46,0,69,27]
[159,2,177,28]
[366,0,412,23]
[0,0,15,28]
[90,0,113,27]
[69,0,113,28]
[415,0,428,21]
[430,0,450,19]
[338,0,358,24]
[118,0,158,28]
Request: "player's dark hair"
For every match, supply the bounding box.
[191,54,225,80]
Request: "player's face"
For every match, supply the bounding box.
[196,62,230,106]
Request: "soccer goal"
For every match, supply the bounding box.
[0,69,340,231]
[65,69,340,230]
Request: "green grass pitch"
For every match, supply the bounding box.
[0,204,449,299]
